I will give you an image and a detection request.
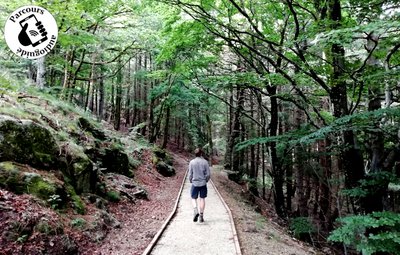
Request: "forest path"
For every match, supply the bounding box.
[148,167,241,255]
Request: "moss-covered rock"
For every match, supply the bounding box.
[153,147,173,166]
[24,173,58,201]
[66,184,85,215]
[0,162,25,194]
[77,117,106,141]
[155,161,175,177]
[102,148,130,176]
[152,147,175,177]
[0,115,58,169]
[0,162,65,205]
[60,142,96,194]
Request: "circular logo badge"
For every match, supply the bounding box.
[4,5,58,60]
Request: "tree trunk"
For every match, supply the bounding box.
[125,59,131,126]
[142,53,148,136]
[294,104,308,216]
[364,33,386,213]
[98,74,105,120]
[114,60,123,130]
[249,92,258,196]
[206,113,213,165]
[162,106,171,149]
[36,56,46,90]
[329,0,364,193]
[268,85,285,217]
[229,87,244,177]
[224,86,234,169]
[132,56,139,127]
[62,50,74,101]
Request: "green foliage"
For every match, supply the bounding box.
[35,221,51,234]
[106,190,121,202]
[16,234,28,243]
[34,219,63,235]
[47,194,62,209]
[342,172,395,198]
[66,184,85,214]
[329,211,400,255]
[71,218,87,229]
[289,217,316,239]
[235,107,400,151]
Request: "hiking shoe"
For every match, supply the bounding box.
[199,214,204,223]
[193,209,199,222]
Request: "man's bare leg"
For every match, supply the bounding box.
[192,198,199,222]
[199,198,205,222]
[192,198,198,209]
[199,198,205,213]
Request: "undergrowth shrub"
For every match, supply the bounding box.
[328,211,400,255]
[289,217,316,240]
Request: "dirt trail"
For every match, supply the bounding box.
[91,151,187,255]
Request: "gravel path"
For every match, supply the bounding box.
[151,173,240,255]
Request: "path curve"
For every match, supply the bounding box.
[143,167,241,255]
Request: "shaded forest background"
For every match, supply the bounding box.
[1,0,400,254]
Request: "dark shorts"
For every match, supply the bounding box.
[191,185,207,199]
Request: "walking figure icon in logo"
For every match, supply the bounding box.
[18,14,48,47]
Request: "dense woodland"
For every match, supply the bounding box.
[1,0,400,254]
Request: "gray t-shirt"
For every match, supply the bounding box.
[188,156,210,187]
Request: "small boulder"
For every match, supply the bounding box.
[77,117,106,141]
[59,142,96,194]
[0,162,65,206]
[0,115,58,169]
[153,147,173,166]
[102,148,130,176]
[156,161,175,177]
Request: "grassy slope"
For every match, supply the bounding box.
[0,78,151,254]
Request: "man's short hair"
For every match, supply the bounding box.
[195,148,202,157]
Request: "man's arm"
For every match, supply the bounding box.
[188,161,193,183]
[205,161,210,182]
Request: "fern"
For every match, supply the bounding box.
[328,211,400,255]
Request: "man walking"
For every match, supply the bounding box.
[188,148,210,223]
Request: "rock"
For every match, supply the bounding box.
[0,115,58,169]
[228,171,242,183]
[155,161,175,177]
[85,194,108,210]
[102,148,130,176]
[0,162,64,204]
[24,172,58,201]
[99,210,121,229]
[85,210,120,242]
[65,184,85,214]
[153,147,173,165]
[45,235,78,255]
[77,117,106,141]
[0,162,25,194]
[60,142,96,194]
[152,147,175,177]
